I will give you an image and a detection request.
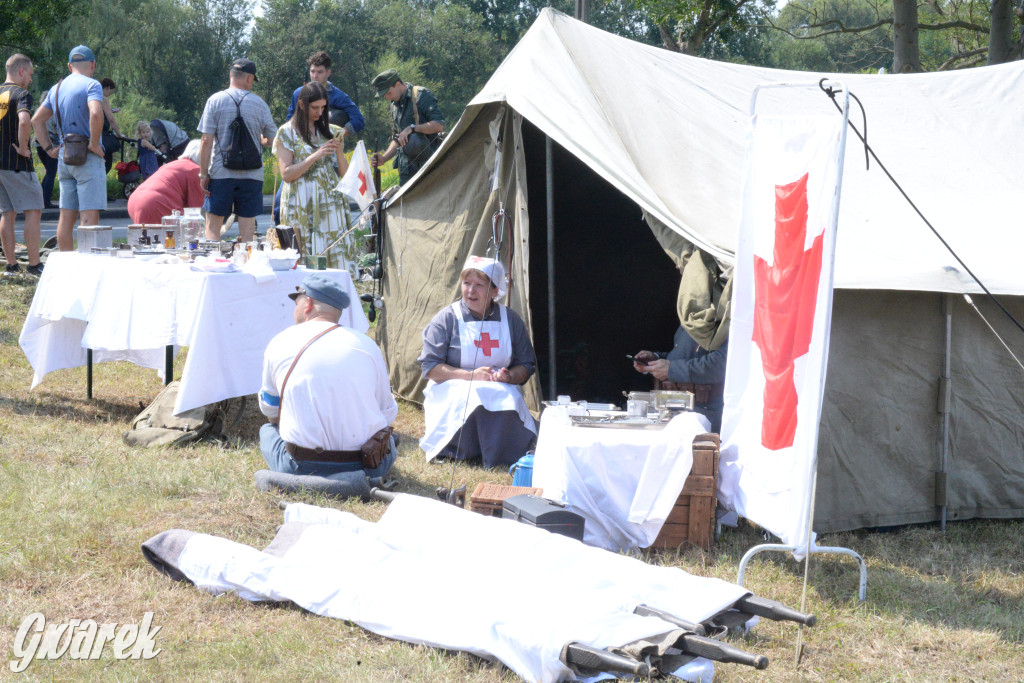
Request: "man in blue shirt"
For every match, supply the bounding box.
[275,51,364,224]
[32,45,106,251]
[286,51,364,136]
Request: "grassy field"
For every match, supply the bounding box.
[1,272,1022,681]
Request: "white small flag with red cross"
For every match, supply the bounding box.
[337,140,376,211]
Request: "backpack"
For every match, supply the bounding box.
[221,92,262,170]
[123,381,228,447]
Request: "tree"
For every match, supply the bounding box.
[250,0,503,148]
[0,0,79,56]
[634,0,777,56]
[28,0,252,129]
[765,0,1020,72]
[766,0,894,72]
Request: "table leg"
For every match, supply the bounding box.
[165,345,174,385]
[86,348,93,399]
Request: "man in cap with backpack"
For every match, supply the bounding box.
[197,58,276,241]
[369,69,445,185]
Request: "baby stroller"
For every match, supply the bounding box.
[114,135,142,199]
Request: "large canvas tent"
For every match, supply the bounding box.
[378,9,1024,532]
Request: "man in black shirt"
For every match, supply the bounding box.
[0,54,44,276]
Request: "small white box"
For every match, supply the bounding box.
[77,225,113,253]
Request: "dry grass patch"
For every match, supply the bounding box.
[2,275,1022,681]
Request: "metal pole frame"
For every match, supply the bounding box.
[734,80,867,603]
[545,135,556,399]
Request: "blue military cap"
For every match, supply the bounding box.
[289,273,350,311]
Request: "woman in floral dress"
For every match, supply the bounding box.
[275,81,356,274]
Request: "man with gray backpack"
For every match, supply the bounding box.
[197,58,276,241]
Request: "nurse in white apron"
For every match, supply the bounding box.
[418,256,538,468]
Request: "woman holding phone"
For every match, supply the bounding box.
[275,81,355,273]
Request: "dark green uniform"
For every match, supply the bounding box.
[388,83,444,184]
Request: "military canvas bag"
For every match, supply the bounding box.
[123,381,227,447]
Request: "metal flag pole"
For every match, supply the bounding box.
[733,81,867,608]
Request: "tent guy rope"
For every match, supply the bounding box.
[818,79,1024,339]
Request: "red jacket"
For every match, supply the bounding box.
[127,159,204,224]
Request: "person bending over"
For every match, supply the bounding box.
[127,139,203,224]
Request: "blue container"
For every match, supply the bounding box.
[509,452,535,487]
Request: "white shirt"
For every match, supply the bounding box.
[259,320,398,450]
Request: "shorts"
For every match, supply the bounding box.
[0,169,45,213]
[57,153,108,212]
[203,178,264,218]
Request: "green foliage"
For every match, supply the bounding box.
[635,0,777,56]
[250,0,502,153]
[0,0,79,57]
[113,91,177,139]
[757,0,1006,72]
[27,0,253,130]
[768,0,894,71]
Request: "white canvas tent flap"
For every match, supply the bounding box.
[398,8,1024,294]
[381,9,1024,534]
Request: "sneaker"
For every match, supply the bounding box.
[26,263,44,277]
[3,263,20,277]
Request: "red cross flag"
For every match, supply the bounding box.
[338,140,376,212]
[719,112,846,558]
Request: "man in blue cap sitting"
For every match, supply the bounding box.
[258,272,398,479]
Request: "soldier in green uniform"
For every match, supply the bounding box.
[369,69,445,185]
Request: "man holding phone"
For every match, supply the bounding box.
[632,247,730,432]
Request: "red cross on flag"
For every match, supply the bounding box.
[719,112,846,559]
[338,140,376,212]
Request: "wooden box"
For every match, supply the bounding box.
[470,483,543,517]
[651,433,720,551]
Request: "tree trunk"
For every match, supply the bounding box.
[658,23,681,52]
[987,0,1014,64]
[892,0,922,72]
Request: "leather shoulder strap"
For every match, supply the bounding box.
[278,324,341,416]
[54,78,65,137]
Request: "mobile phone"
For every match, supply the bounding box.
[626,354,647,365]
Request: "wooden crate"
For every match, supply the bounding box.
[469,483,543,517]
[651,433,720,551]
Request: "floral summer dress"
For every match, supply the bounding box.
[278,123,357,276]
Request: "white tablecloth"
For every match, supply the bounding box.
[531,407,710,551]
[19,252,368,414]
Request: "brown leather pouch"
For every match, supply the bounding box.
[360,426,394,469]
[63,134,89,166]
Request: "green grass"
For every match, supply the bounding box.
[1,273,1022,681]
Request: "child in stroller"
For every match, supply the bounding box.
[113,125,167,199]
[133,121,165,179]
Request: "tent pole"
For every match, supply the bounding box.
[938,294,953,531]
[546,135,557,399]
